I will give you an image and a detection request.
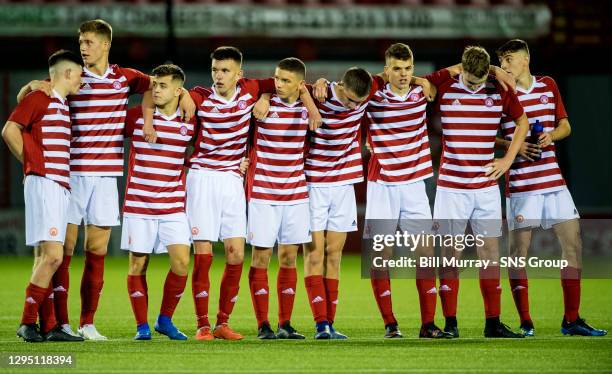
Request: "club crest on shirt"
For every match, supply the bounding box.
[180,126,188,136]
[484,97,494,107]
[238,100,247,110]
[112,81,122,90]
[301,110,308,120]
[410,93,421,102]
[539,95,549,104]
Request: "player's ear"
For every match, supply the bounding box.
[383,65,390,76]
[238,69,243,80]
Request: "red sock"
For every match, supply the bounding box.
[277,267,297,326]
[323,278,339,324]
[370,269,397,325]
[561,267,581,323]
[192,253,212,328]
[416,267,437,325]
[508,267,531,323]
[21,283,47,325]
[80,252,105,326]
[479,266,501,318]
[52,255,71,326]
[216,263,243,326]
[248,267,270,328]
[438,266,459,318]
[304,275,327,323]
[160,271,187,318]
[40,287,57,334]
[127,275,148,326]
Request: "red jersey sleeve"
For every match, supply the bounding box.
[240,78,276,98]
[125,106,142,138]
[8,91,47,129]
[501,88,525,122]
[368,76,384,100]
[189,87,207,107]
[122,67,151,95]
[545,76,568,122]
[425,69,452,87]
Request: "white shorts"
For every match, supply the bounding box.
[507,188,580,231]
[309,184,358,232]
[248,202,311,248]
[120,214,191,254]
[364,181,432,237]
[67,176,120,226]
[186,169,246,242]
[24,175,70,247]
[433,187,502,237]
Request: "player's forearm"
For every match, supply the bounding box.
[550,119,571,142]
[142,91,155,127]
[445,64,462,77]
[503,114,529,161]
[299,87,318,119]
[16,81,35,104]
[495,137,510,150]
[2,122,24,163]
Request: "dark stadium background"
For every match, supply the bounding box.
[0,0,609,255]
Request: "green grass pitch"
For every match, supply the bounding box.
[0,253,611,373]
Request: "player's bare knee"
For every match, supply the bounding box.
[42,252,63,270]
[279,252,297,268]
[251,249,270,268]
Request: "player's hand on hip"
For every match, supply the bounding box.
[309,111,323,131]
[538,132,553,148]
[518,141,540,161]
[253,95,271,120]
[313,79,329,102]
[485,157,512,180]
[239,157,250,174]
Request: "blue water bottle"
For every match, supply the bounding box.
[529,119,543,161]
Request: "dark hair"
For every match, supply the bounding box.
[496,39,530,59]
[385,43,413,62]
[210,46,243,65]
[48,49,83,68]
[342,67,372,98]
[277,57,306,79]
[152,64,186,84]
[78,19,113,42]
[461,46,490,79]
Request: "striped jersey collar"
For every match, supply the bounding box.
[83,64,113,80]
[516,75,536,94]
[52,89,65,104]
[154,107,181,121]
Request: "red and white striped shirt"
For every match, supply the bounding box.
[501,76,568,197]
[247,95,309,205]
[188,78,275,178]
[366,83,433,185]
[431,70,524,191]
[9,90,71,190]
[123,107,195,218]
[68,65,150,177]
[305,79,379,186]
